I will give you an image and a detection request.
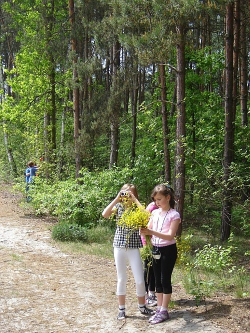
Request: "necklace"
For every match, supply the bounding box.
[158,209,170,226]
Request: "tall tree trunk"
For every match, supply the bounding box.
[239,0,248,201]
[43,110,51,179]
[232,0,240,126]
[69,0,81,178]
[3,121,17,177]
[50,62,56,152]
[190,109,196,205]
[123,50,129,114]
[159,63,171,182]
[174,25,186,236]
[170,81,177,117]
[221,3,234,241]
[138,66,145,105]
[1,61,17,176]
[131,71,138,168]
[41,0,56,177]
[109,40,121,168]
[47,0,56,152]
[58,104,68,177]
[109,120,119,168]
[0,28,17,177]
[240,0,248,127]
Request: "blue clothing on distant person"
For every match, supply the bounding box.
[29,166,38,183]
[25,167,30,183]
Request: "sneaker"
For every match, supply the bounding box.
[117,310,126,320]
[146,295,157,307]
[139,305,155,315]
[148,308,160,322]
[150,310,169,324]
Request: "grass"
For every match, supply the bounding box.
[11,253,23,261]
[55,240,114,259]
[52,224,114,259]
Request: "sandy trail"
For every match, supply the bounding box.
[0,187,246,332]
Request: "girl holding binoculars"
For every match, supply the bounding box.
[102,183,154,320]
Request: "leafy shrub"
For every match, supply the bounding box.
[193,243,234,272]
[52,223,88,242]
[24,177,103,227]
[183,269,216,305]
[86,225,114,243]
[180,233,250,303]
[26,166,158,229]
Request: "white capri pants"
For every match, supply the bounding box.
[114,247,145,297]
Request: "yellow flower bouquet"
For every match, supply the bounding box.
[117,204,152,254]
[118,204,151,230]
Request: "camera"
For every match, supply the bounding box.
[120,191,129,197]
[152,246,161,260]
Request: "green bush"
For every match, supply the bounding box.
[23,177,102,227]
[25,166,160,228]
[180,232,249,302]
[183,269,216,305]
[52,223,88,242]
[193,243,234,272]
[86,225,114,243]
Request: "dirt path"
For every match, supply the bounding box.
[0,186,248,333]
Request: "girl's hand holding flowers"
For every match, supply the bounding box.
[140,227,152,236]
[139,227,153,267]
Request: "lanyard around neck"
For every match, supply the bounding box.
[155,209,170,245]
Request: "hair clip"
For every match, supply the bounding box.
[163,183,173,192]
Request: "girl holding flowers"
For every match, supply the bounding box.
[102,183,154,320]
[140,184,181,325]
